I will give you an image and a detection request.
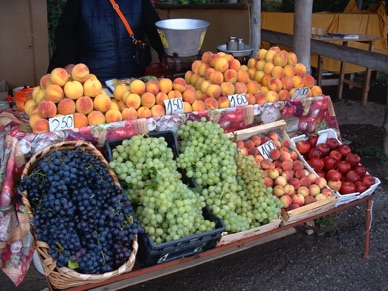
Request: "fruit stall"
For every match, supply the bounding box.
[0,20,381,290]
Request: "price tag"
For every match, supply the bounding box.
[228,93,248,108]
[49,114,75,132]
[258,140,277,160]
[291,87,309,100]
[164,98,184,115]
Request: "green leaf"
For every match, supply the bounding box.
[68,260,79,269]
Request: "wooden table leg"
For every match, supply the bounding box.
[364,196,373,258]
[361,41,374,106]
[317,55,323,87]
[337,41,348,100]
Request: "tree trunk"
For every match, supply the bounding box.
[251,0,261,58]
[293,0,313,73]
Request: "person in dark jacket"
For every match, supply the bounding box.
[48,0,165,82]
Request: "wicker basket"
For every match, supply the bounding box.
[21,140,138,289]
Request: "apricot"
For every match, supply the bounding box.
[265,50,277,62]
[236,70,250,83]
[32,119,50,134]
[234,82,248,94]
[255,60,266,71]
[75,96,94,114]
[266,90,279,103]
[254,71,265,84]
[173,77,187,92]
[57,98,76,115]
[281,76,294,91]
[93,93,112,113]
[137,106,152,119]
[64,80,84,100]
[129,79,146,95]
[204,97,219,110]
[268,77,283,92]
[271,66,285,79]
[192,100,206,112]
[209,71,224,85]
[220,82,235,96]
[167,90,182,99]
[182,88,197,104]
[88,110,106,126]
[141,92,156,108]
[206,84,222,99]
[302,74,315,88]
[83,78,102,97]
[257,49,267,60]
[155,91,168,106]
[229,59,241,71]
[246,80,261,95]
[44,84,64,103]
[159,78,173,93]
[183,102,192,113]
[71,63,90,83]
[292,75,304,88]
[273,51,288,67]
[110,100,120,111]
[311,85,323,97]
[121,107,138,120]
[247,57,258,69]
[284,64,296,77]
[38,100,57,118]
[278,89,291,101]
[73,112,88,128]
[209,54,221,67]
[246,93,256,105]
[294,63,307,77]
[217,96,230,108]
[113,84,128,101]
[214,57,229,73]
[105,109,123,123]
[50,67,69,87]
[263,62,275,75]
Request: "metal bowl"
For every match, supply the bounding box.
[155,19,210,57]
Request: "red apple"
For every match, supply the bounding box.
[355,181,368,193]
[326,137,339,150]
[307,135,318,148]
[308,148,323,160]
[323,156,337,171]
[304,195,317,205]
[361,174,375,187]
[345,153,361,167]
[337,161,352,175]
[316,143,331,157]
[296,140,311,155]
[340,181,356,194]
[308,157,324,172]
[328,179,342,191]
[354,164,367,177]
[321,188,334,196]
[288,203,300,210]
[337,144,352,157]
[326,169,342,181]
[329,150,342,162]
[344,170,361,183]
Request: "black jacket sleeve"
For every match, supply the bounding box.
[142,0,165,61]
[47,0,81,72]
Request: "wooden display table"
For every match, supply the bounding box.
[46,194,374,291]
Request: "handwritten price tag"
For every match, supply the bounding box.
[164,98,184,115]
[291,87,309,100]
[228,93,248,108]
[49,114,75,132]
[258,140,277,160]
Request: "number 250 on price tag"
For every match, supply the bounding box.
[49,114,75,132]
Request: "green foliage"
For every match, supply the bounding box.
[47,0,67,58]
[315,215,335,228]
[353,146,388,165]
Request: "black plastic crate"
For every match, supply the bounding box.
[137,206,224,267]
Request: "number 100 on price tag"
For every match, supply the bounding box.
[228,93,248,108]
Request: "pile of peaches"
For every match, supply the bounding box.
[236,131,334,211]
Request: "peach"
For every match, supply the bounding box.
[44,84,64,103]
[155,91,168,106]
[88,110,106,126]
[159,78,173,93]
[292,75,304,88]
[32,119,50,133]
[151,104,166,116]
[311,85,323,97]
[191,60,202,74]
[40,74,52,89]
[167,89,182,99]
[263,62,275,75]
[121,107,138,120]
[248,68,257,80]
[184,70,194,85]
[205,67,216,80]
[71,63,90,83]
[105,109,122,123]
[294,63,307,77]
[32,86,45,103]
[287,52,298,66]
[269,46,281,53]
[195,89,206,101]
[246,80,261,94]
[141,92,156,108]
[183,102,192,113]
[234,82,248,94]
[182,87,197,104]
[83,79,102,97]
[195,77,205,89]
[50,67,69,87]
[209,54,222,67]
[145,80,160,95]
[206,84,222,99]
[24,99,37,116]
[266,91,279,103]
[86,73,98,81]
[110,100,120,111]
[201,51,214,64]
[121,90,130,104]
[246,93,256,105]
[261,74,272,87]
[240,64,249,72]
[75,96,94,114]
[236,70,250,83]
[38,100,57,118]
[257,49,268,60]
[198,62,210,77]
[254,71,265,84]
[209,70,224,85]
[113,84,128,101]
[73,112,88,128]
[255,60,266,72]
[302,74,315,88]
[129,79,146,95]
[117,100,126,111]
[281,76,294,91]
[217,96,230,108]
[204,97,219,110]
[247,57,258,69]
[137,106,152,119]
[273,51,288,67]
[268,77,283,92]
[190,73,201,86]
[220,82,235,96]
[93,93,112,113]
[200,80,212,94]
[229,59,241,71]
[192,100,206,112]
[224,69,238,83]
[57,98,76,115]
[271,66,285,79]
[172,77,187,92]
[278,90,291,101]
[214,57,229,73]
[224,53,234,62]
[29,113,42,128]
[63,80,84,100]
[284,64,296,78]
[260,86,269,94]
[264,50,277,62]
[306,88,313,98]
